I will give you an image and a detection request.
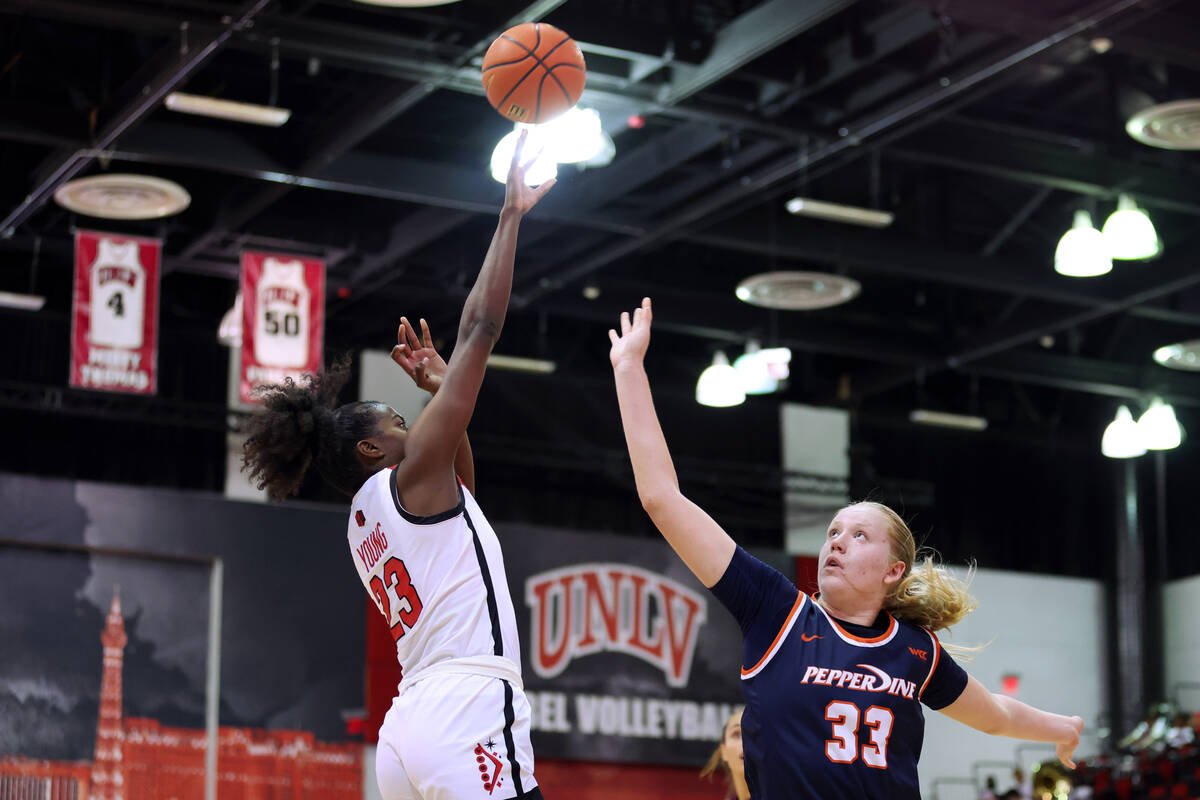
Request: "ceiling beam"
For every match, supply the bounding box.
[660,0,854,106]
[851,237,1200,400]
[887,121,1200,215]
[0,0,273,239]
[176,0,568,260]
[513,0,1149,306]
[760,4,942,116]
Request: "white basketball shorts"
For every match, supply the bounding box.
[376,673,539,800]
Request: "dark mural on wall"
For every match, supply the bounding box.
[1,471,775,771]
[0,471,364,762]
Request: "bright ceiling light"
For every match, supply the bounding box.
[733,342,791,395]
[696,351,745,408]
[734,341,775,395]
[1137,397,1183,450]
[1055,210,1112,277]
[1153,340,1200,371]
[784,197,894,228]
[490,108,613,186]
[490,128,558,187]
[1101,405,1146,458]
[1102,194,1161,260]
[0,291,46,311]
[909,409,988,431]
[532,107,612,164]
[165,92,291,127]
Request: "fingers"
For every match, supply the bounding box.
[419,318,433,349]
[531,177,556,201]
[608,329,618,345]
[510,129,529,171]
[620,310,631,334]
[642,296,652,322]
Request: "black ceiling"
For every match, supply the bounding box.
[2,0,1199,576]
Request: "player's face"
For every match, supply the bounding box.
[369,405,409,465]
[720,711,744,779]
[817,506,905,607]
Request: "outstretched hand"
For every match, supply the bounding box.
[503,128,556,216]
[608,297,653,370]
[391,316,446,395]
[1056,716,1084,769]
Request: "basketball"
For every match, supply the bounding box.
[481,22,586,125]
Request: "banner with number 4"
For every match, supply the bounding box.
[239,251,325,404]
[70,230,160,395]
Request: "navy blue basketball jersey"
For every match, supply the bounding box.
[712,547,968,800]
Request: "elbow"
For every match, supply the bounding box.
[639,488,678,519]
[460,314,503,346]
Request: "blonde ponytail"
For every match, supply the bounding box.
[846,502,979,642]
[886,555,977,632]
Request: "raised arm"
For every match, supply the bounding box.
[391,316,476,496]
[609,298,736,587]
[395,132,553,514]
[940,675,1084,768]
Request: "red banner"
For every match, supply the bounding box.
[239,251,325,403]
[69,231,160,395]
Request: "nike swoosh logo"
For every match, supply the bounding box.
[801,633,823,642]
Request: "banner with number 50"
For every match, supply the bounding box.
[239,251,325,404]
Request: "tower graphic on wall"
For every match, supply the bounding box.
[0,588,361,799]
[91,591,129,800]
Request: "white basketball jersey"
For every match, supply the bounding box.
[253,257,309,368]
[89,238,145,349]
[348,470,522,680]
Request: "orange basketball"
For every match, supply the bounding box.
[481,22,586,125]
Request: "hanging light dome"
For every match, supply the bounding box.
[1136,397,1183,450]
[1102,194,1161,260]
[696,351,745,407]
[1055,210,1112,277]
[1101,405,1146,458]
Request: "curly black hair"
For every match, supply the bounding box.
[240,357,386,500]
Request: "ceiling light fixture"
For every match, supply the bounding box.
[1136,397,1183,450]
[1101,405,1146,459]
[735,271,861,310]
[785,197,894,228]
[1153,340,1200,371]
[0,291,46,311]
[909,409,988,431]
[486,354,557,374]
[696,351,745,408]
[352,0,462,6]
[1102,194,1161,260]
[733,341,791,395]
[165,92,292,127]
[1054,210,1112,277]
[490,129,558,187]
[54,174,191,220]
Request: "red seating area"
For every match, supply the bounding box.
[1073,748,1200,800]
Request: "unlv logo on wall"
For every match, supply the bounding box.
[525,564,707,688]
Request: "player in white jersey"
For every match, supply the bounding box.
[241,131,554,800]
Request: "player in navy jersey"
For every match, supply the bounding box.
[241,132,553,800]
[608,297,1084,800]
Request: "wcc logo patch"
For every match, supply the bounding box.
[472,739,504,794]
[908,646,928,661]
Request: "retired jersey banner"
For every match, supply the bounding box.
[70,230,160,394]
[239,251,325,403]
